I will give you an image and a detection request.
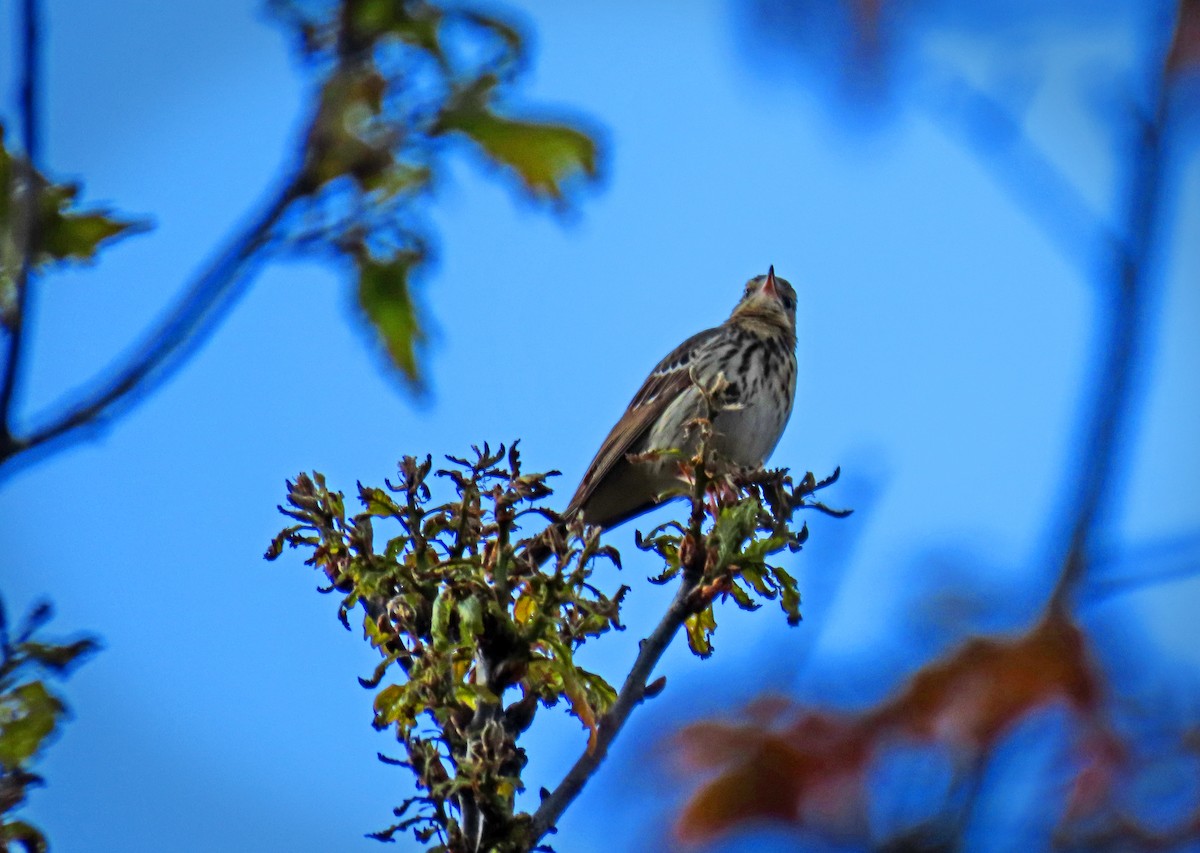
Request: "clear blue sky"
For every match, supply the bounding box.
[1,2,1197,851]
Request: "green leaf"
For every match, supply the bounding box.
[349,0,444,57]
[456,596,483,645]
[0,681,64,770]
[772,565,803,626]
[372,683,406,728]
[544,638,600,750]
[36,183,148,264]
[2,126,147,312]
[684,606,717,659]
[430,587,454,652]
[4,820,48,853]
[355,250,426,386]
[359,483,402,518]
[436,80,597,200]
[726,580,761,612]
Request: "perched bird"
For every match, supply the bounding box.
[564,266,798,531]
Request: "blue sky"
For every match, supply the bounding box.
[1,2,1197,851]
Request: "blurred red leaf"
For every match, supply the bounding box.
[674,711,870,843]
[671,612,1112,844]
[1167,0,1200,75]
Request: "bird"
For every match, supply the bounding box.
[562,266,798,532]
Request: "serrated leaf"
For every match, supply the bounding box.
[2,126,147,307]
[37,192,147,264]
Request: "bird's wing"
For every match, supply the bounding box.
[566,326,721,518]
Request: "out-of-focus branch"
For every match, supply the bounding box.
[528,572,701,844]
[917,8,1180,614]
[1084,530,1200,603]
[0,176,300,481]
[1048,16,1177,614]
[0,0,43,460]
[920,68,1115,275]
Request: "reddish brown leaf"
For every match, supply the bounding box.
[871,613,1101,748]
[674,710,871,843]
[1166,0,1200,76]
[672,612,1110,844]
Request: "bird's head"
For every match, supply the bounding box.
[730,266,796,334]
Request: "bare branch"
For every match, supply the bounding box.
[0,0,43,457]
[528,573,701,843]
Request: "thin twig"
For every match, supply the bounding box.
[0,0,42,457]
[0,176,301,480]
[528,573,701,843]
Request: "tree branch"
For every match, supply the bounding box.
[919,66,1115,276]
[0,175,300,480]
[0,0,43,458]
[528,572,701,844]
[1048,16,1177,614]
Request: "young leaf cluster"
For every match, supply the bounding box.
[0,598,98,853]
[266,443,625,851]
[633,417,850,658]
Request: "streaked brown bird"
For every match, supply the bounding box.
[564,266,798,531]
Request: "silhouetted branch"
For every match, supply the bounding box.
[0,0,42,459]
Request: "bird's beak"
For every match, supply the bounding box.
[762,265,778,299]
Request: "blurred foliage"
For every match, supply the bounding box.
[0,598,98,853]
[671,612,1125,846]
[663,1,1200,850]
[0,0,602,476]
[270,0,600,390]
[267,410,846,850]
[0,125,146,330]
